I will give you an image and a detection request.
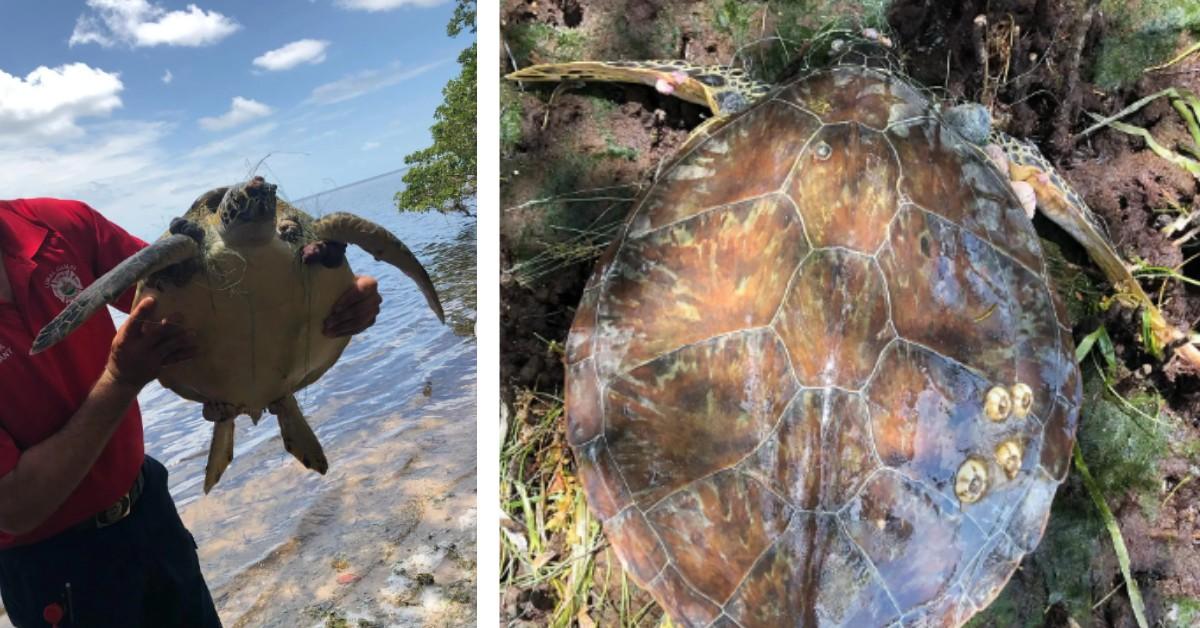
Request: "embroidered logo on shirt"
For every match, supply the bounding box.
[44,265,84,304]
[0,344,11,365]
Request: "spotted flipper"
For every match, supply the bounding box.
[268,394,328,476]
[993,133,1134,289]
[30,233,201,355]
[995,132,1200,367]
[311,212,444,323]
[506,60,772,117]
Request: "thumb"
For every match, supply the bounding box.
[127,296,157,338]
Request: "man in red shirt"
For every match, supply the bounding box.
[0,197,382,627]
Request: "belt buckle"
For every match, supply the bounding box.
[95,495,131,528]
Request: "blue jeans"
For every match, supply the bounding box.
[0,456,221,627]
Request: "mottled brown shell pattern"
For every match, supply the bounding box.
[564,66,1082,627]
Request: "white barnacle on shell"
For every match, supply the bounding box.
[1010,382,1034,418]
[984,385,1012,421]
[813,142,833,161]
[995,440,1024,479]
[955,457,989,503]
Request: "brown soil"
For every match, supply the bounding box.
[501,0,1200,625]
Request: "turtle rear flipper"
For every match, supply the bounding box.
[269,394,328,475]
[506,60,771,117]
[311,212,445,323]
[30,233,201,355]
[203,419,236,494]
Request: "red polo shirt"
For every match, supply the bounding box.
[0,198,147,548]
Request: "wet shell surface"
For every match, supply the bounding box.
[564,66,1082,626]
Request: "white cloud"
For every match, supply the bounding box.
[161,69,173,84]
[0,63,123,141]
[362,141,380,150]
[0,121,180,231]
[335,0,448,10]
[70,0,240,48]
[0,52,445,241]
[199,97,274,131]
[307,59,446,105]
[253,39,330,71]
[0,119,288,237]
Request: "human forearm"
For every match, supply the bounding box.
[0,296,196,537]
[0,370,139,535]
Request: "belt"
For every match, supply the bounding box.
[71,467,146,533]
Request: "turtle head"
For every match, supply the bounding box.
[943,103,993,146]
[213,176,278,245]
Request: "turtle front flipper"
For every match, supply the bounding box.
[506,60,771,117]
[268,394,328,475]
[30,233,202,355]
[996,133,1200,368]
[311,212,445,323]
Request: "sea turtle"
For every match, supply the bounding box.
[506,46,1198,625]
[30,176,444,493]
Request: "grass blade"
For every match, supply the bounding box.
[1141,309,1163,359]
[1073,443,1150,628]
[1146,41,1200,72]
[1076,325,1117,374]
[1086,112,1200,178]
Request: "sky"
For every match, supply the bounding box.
[0,0,467,238]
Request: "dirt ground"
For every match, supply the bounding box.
[501,0,1200,626]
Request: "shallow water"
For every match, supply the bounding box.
[115,171,475,625]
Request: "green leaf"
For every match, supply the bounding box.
[447,0,475,37]
[396,42,477,215]
[1076,325,1117,374]
[1142,309,1164,359]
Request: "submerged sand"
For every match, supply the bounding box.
[0,393,476,628]
[190,401,477,627]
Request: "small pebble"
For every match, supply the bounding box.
[337,573,360,585]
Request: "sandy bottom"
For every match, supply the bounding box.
[0,407,476,628]
[194,407,478,628]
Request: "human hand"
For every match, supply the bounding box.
[105,296,198,389]
[324,275,381,337]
